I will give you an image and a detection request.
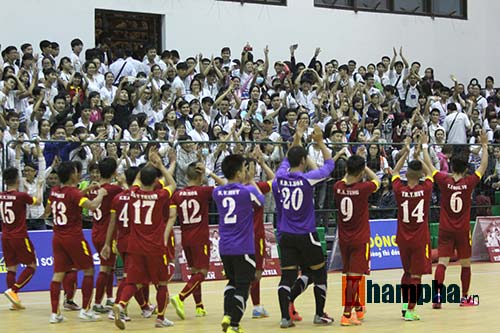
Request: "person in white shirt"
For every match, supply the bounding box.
[3,46,20,74]
[428,109,446,143]
[109,49,137,84]
[388,47,410,102]
[187,114,209,142]
[443,103,471,144]
[83,61,104,93]
[69,38,84,73]
[99,72,117,106]
[142,46,162,74]
[165,65,186,97]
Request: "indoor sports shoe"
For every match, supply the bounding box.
[227,326,245,333]
[142,304,157,318]
[252,306,269,318]
[108,310,131,322]
[154,318,174,327]
[195,307,207,317]
[403,310,421,321]
[63,299,81,311]
[49,313,64,324]
[93,304,109,313]
[79,308,102,321]
[280,318,295,328]
[221,315,231,332]
[402,303,409,317]
[106,299,115,308]
[170,294,185,320]
[355,306,366,321]
[4,288,21,308]
[9,303,17,311]
[112,304,126,330]
[313,313,334,325]
[340,315,361,326]
[288,303,302,321]
[460,296,479,307]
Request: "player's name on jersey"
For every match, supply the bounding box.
[0,195,16,200]
[336,189,360,196]
[130,192,159,200]
[278,179,304,187]
[447,184,469,191]
[216,189,240,196]
[401,190,425,198]
[118,195,130,200]
[179,190,199,196]
[50,192,65,199]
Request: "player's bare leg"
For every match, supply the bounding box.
[433,257,450,309]
[278,265,297,328]
[341,272,362,326]
[171,268,207,319]
[94,265,113,313]
[404,274,422,321]
[155,281,174,327]
[251,270,269,318]
[4,263,35,310]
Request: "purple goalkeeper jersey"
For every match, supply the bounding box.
[213,182,265,255]
[273,158,334,235]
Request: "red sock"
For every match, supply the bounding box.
[63,271,77,300]
[95,272,108,304]
[434,264,446,296]
[461,266,471,297]
[12,267,35,292]
[134,287,147,309]
[142,285,150,304]
[115,278,125,304]
[50,281,61,313]
[179,272,205,301]
[156,285,168,320]
[6,271,16,289]
[401,272,411,285]
[408,277,421,310]
[120,284,138,307]
[106,270,115,298]
[81,275,94,310]
[193,284,203,308]
[250,280,260,306]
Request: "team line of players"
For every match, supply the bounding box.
[0,120,489,331]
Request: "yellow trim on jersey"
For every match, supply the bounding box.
[31,197,37,205]
[266,180,272,188]
[25,238,32,253]
[159,179,166,187]
[78,197,89,207]
[475,171,482,179]
[163,254,168,266]
[391,175,401,182]
[164,186,173,198]
[47,199,51,205]
[365,243,370,261]
[371,180,380,192]
[260,238,264,256]
[432,170,439,177]
[204,244,208,256]
[425,244,429,259]
[81,241,90,256]
[169,204,176,209]
[110,209,116,213]
[425,176,435,183]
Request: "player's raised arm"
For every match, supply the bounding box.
[248,182,265,206]
[150,149,177,194]
[393,137,411,177]
[312,125,332,161]
[303,125,334,184]
[291,119,308,148]
[253,145,275,181]
[82,187,107,211]
[364,165,381,190]
[476,130,490,177]
[420,133,437,174]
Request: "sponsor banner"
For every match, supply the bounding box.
[0,230,100,292]
[473,217,500,262]
[369,219,402,270]
[174,224,281,282]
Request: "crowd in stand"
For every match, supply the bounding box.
[1,39,499,229]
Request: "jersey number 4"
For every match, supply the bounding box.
[401,199,425,223]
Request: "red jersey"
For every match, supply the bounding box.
[110,189,131,244]
[48,186,88,237]
[334,180,378,245]
[88,183,122,244]
[434,171,481,232]
[254,181,271,239]
[392,176,433,243]
[127,187,173,255]
[0,191,36,239]
[171,185,213,246]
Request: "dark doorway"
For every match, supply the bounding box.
[95,9,163,60]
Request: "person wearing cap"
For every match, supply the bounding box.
[262,116,280,142]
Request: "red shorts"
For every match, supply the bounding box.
[53,236,94,273]
[93,239,116,267]
[340,242,370,275]
[2,237,36,267]
[183,242,210,270]
[254,236,265,271]
[399,241,431,275]
[126,253,169,284]
[438,229,471,259]
[117,237,128,257]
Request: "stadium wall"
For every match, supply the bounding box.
[1,0,498,84]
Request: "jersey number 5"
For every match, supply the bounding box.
[0,201,15,224]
